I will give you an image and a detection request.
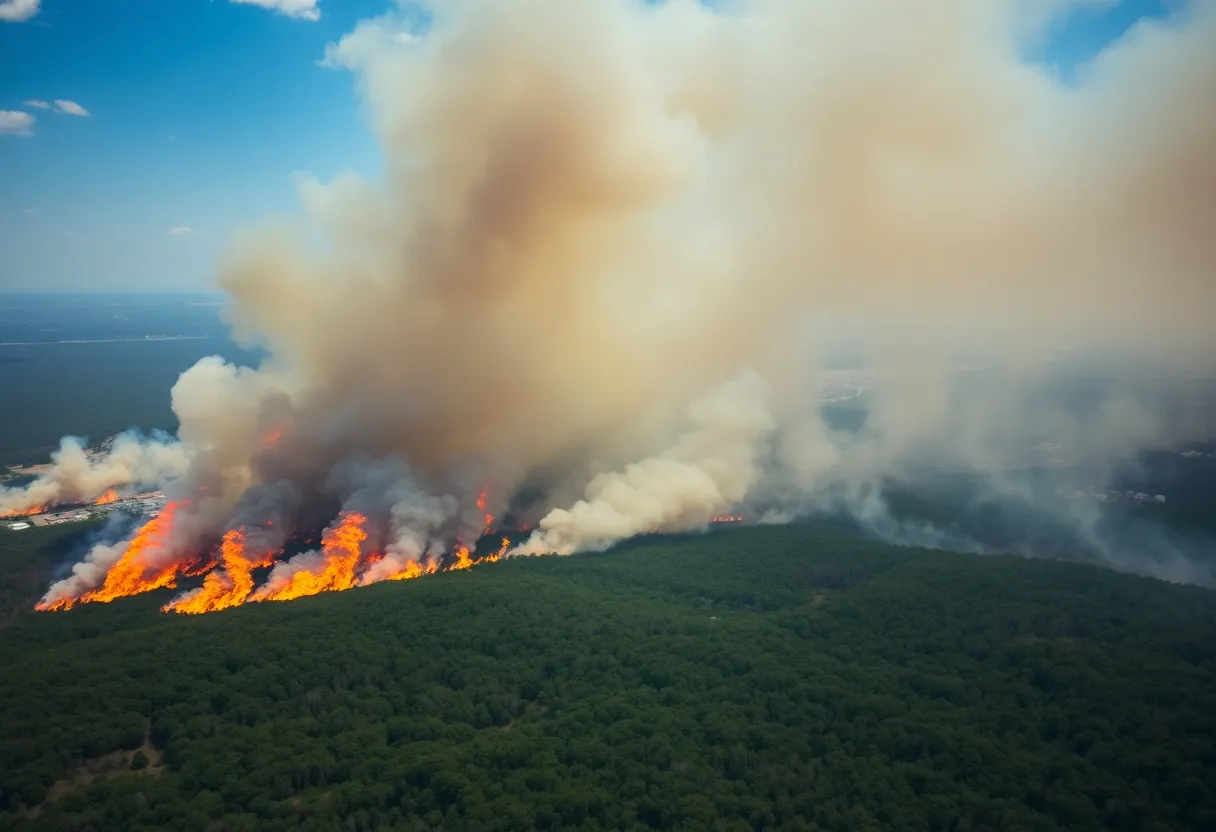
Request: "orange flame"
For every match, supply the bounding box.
[384,558,439,582]
[449,543,474,571]
[95,489,120,505]
[40,498,512,614]
[1,503,50,519]
[163,528,276,614]
[480,537,511,563]
[35,596,73,613]
[39,501,194,610]
[254,511,367,602]
[476,488,494,536]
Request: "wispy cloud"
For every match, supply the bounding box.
[168,226,214,239]
[23,99,50,109]
[0,110,35,136]
[0,0,39,23]
[230,0,319,22]
[53,100,90,117]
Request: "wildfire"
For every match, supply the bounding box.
[449,543,475,571]
[476,488,494,537]
[481,537,511,563]
[252,512,368,603]
[95,489,120,505]
[38,494,517,614]
[2,487,124,518]
[38,501,196,611]
[1,504,49,519]
[163,528,276,614]
[383,558,439,582]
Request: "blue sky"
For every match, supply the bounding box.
[0,0,1180,292]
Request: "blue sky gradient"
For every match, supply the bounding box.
[0,0,1184,291]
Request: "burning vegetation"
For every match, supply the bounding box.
[162,528,275,614]
[38,502,191,611]
[13,0,1216,611]
[0,504,50,520]
[38,497,521,615]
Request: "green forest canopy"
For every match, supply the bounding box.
[0,522,1214,831]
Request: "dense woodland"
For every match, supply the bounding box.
[1,521,1214,831]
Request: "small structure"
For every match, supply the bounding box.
[6,521,30,531]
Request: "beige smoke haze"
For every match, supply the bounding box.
[516,371,774,554]
[0,434,188,517]
[26,0,1216,606]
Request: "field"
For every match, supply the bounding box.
[1,522,1213,831]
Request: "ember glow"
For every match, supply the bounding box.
[476,489,494,537]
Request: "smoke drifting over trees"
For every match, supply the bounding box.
[14,0,1216,608]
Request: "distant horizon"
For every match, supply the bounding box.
[0,289,227,296]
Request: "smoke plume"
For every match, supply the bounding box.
[20,0,1216,609]
[515,371,774,554]
[0,432,187,517]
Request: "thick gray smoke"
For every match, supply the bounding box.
[253,457,458,596]
[23,0,1216,607]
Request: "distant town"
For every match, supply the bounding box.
[4,491,167,531]
[1179,449,1216,461]
[4,435,167,532]
[1054,487,1167,505]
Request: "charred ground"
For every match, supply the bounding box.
[1,523,1214,831]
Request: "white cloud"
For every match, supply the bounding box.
[168,226,215,239]
[229,0,319,22]
[0,0,39,23]
[0,110,35,136]
[53,100,90,117]
[24,100,91,116]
